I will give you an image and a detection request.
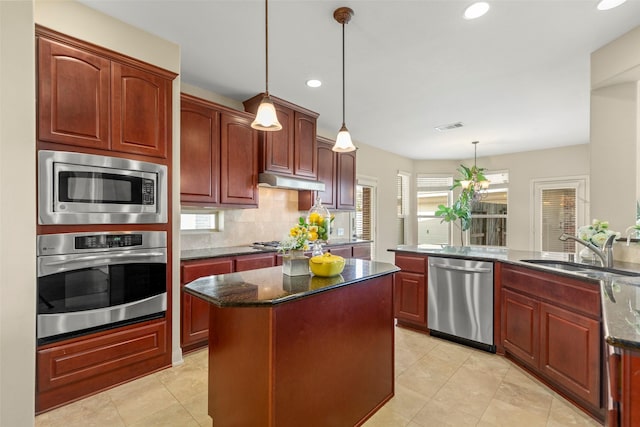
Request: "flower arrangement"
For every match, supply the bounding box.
[278,218,311,253]
[277,214,336,253]
[577,219,619,247]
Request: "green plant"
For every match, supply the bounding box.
[435,164,487,245]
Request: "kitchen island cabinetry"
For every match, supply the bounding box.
[180,94,258,208]
[184,260,398,427]
[393,253,428,331]
[501,265,602,415]
[243,94,318,179]
[298,136,357,211]
[37,27,174,159]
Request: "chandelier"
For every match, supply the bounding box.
[459,141,490,202]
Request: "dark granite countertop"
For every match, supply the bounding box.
[389,244,640,351]
[184,258,398,307]
[181,239,372,261]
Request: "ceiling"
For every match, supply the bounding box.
[79,0,640,160]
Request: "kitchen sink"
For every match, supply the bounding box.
[520,259,640,278]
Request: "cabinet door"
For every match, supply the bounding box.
[502,289,539,370]
[293,111,317,178]
[394,271,427,328]
[539,302,601,407]
[180,99,220,204]
[336,150,356,210]
[111,62,171,158]
[261,104,294,175]
[181,259,234,350]
[38,37,110,150]
[220,112,259,206]
[235,253,276,272]
[298,137,336,210]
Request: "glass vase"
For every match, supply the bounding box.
[282,250,310,276]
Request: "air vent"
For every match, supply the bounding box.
[435,122,464,131]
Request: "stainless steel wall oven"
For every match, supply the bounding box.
[38,150,168,225]
[37,231,167,345]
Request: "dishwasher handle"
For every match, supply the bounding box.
[429,262,492,274]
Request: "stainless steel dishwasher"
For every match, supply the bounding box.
[427,257,495,352]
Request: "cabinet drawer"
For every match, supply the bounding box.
[182,258,234,284]
[37,320,167,393]
[395,254,426,274]
[235,253,276,272]
[327,246,352,258]
[501,265,600,318]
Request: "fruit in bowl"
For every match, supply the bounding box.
[309,253,345,277]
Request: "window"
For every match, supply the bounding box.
[180,211,223,232]
[468,171,508,247]
[397,172,410,244]
[417,175,453,245]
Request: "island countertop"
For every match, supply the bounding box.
[389,244,640,352]
[183,258,399,307]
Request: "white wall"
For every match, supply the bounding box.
[348,142,415,263]
[415,144,591,250]
[0,1,36,425]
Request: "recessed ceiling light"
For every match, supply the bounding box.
[597,0,627,10]
[464,2,490,20]
[306,79,322,88]
[435,122,464,132]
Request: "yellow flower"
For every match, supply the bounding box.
[308,231,319,241]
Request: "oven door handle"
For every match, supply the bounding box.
[42,252,166,266]
[38,251,166,276]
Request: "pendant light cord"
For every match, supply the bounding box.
[265,0,269,95]
[342,21,346,126]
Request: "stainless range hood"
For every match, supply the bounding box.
[258,173,325,192]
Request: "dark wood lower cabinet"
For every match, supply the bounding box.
[393,253,428,331]
[36,319,169,413]
[181,257,234,352]
[501,265,603,420]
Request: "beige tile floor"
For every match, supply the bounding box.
[35,327,602,427]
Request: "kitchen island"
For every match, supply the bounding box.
[184,258,399,427]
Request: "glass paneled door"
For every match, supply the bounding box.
[533,178,588,252]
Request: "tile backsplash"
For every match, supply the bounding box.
[180,187,351,250]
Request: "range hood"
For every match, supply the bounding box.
[258,173,325,192]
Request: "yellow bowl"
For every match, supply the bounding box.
[309,253,345,277]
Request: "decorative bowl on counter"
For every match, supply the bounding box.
[309,253,345,277]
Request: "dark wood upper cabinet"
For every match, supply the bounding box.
[220,112,259,206]
[36,26,175,159]
[299,136,356,211]
[243,94,318,179]
[180,98,220,204]
[181,94,258,208]
[336,149,356,210]
[38,37,111,150]
[111,62,171,158]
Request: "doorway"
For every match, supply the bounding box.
[532,177,588,252]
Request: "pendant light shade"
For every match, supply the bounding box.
[333,7,356,153]
[252,94,282,131]
[251,0,282,132]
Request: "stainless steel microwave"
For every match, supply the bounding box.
[38,150,168,225]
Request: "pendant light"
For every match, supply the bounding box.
[460,141,490,202]
[251,0,282,131]
[332,7,356,152]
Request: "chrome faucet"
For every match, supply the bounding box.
[559,233,617,268]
